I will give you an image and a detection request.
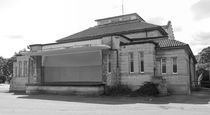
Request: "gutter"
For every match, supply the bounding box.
[110,36,120,84]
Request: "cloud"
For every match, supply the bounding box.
[173,27,182,32]
[191,32,210,45]
[191,0,210,21]
[6,35,23,39]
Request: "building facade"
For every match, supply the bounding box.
[10,13,196,95]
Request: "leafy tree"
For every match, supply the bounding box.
[0,56,16,82]
[198,46,210,64]
[0,56,7,76]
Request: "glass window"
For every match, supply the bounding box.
[14,66,17,77]
[161,58,166,74]
[23,61,28,77]
[108,54,111,73]
[31,59,37,76]
[18,61,22,77]
[129,52,134,73]
[172,57,177,73]
[139,52,144,73]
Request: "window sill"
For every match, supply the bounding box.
[129,72,135,74]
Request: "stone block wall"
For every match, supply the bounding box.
[10,55,30,92]
[102,50,119,86]
[156,49,191,94]
[9,77,28,92]
[119,43,156,89]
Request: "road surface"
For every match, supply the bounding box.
[0,84,210,115]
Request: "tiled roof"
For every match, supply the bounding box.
[57,20,163,43]
[155,39,187,48]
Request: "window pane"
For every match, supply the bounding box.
[141,61,144,72]
[161,58,166,74]
[108,54,111,73]
[129,52,134,73]
[18,61,22,77]
[24,61,27,77]
[139,52,144,73]
[173,58,177,73]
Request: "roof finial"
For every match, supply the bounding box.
[122,0,124,15]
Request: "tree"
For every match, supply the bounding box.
[0,56,7,76]
[198,46,210,64]
[0,56,16,82]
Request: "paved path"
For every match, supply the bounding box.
[1,84,210,115]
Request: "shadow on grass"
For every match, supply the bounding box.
[12,90,210,105]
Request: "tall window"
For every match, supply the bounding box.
[172,57,177,74]
[129,52,134,73]
[108,54,111,73]
[31,59,37,76]
[14,66,17,77]
[161,58,166,74]
[139,52,144,73]
[23,61,28,77]
[18,61,22,77]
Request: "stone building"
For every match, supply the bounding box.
[10,13,196,95]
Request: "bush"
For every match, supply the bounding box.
[0,75,6,83]
[104,84,132,96]
[132,82,159,96]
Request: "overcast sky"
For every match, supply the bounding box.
[0,0,210,58]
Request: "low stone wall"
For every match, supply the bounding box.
[9,77,28,92]
[26,85,104,96]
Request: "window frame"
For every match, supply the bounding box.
[138,51,144,73]
[18,61,22,77]
[172,57,178,74]
[161,58,167,74]
[23,60,28,77]
[128,52,134,73]
[107,54,111,73]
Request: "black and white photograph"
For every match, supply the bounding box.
[0,0,210,114]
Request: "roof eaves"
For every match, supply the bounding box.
[132,36,168,41]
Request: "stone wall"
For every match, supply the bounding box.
[26,85,104,96]
[102,50,119,86]
[10,55,30,92]
[119,43,156,89]
[156,49,191,94]
[9,77,28,92]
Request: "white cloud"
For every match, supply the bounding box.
[0,0,208,58]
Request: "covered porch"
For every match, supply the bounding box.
[26,44,110,95]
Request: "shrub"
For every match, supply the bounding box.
[104,84,132,96]
[132,82,159,96]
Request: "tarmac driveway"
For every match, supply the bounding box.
[1,84,210,115]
